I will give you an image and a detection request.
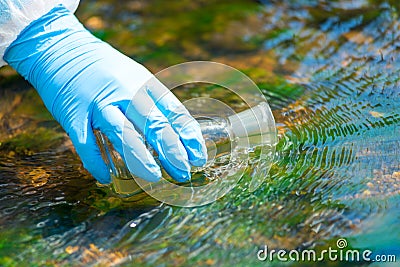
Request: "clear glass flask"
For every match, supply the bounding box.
[95,101,277,204]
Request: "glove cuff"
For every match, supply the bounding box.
[3,4,104,113]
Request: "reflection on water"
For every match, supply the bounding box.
[0,0,399,266]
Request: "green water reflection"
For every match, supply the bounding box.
[0,0,399,266]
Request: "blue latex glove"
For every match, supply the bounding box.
[4,4,207,184]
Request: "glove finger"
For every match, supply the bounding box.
[145,78,207,166]
[124,89,192,182]
[68,121,111,184]
[93,105,161,182]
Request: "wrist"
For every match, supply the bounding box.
[3,4,110,117]
[4,5,104,94]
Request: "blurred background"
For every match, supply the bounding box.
[0,0,399,266]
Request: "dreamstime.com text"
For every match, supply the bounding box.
[257,238,397,263]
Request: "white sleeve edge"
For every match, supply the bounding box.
[0,0,80,68]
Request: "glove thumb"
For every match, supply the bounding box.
[68,121,111,184]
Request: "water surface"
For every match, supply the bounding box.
[0,0,399,266]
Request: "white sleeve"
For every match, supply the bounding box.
[0,0,80,67]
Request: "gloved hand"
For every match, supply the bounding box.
[4,4,207,184]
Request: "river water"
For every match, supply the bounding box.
[0,0,399,266]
